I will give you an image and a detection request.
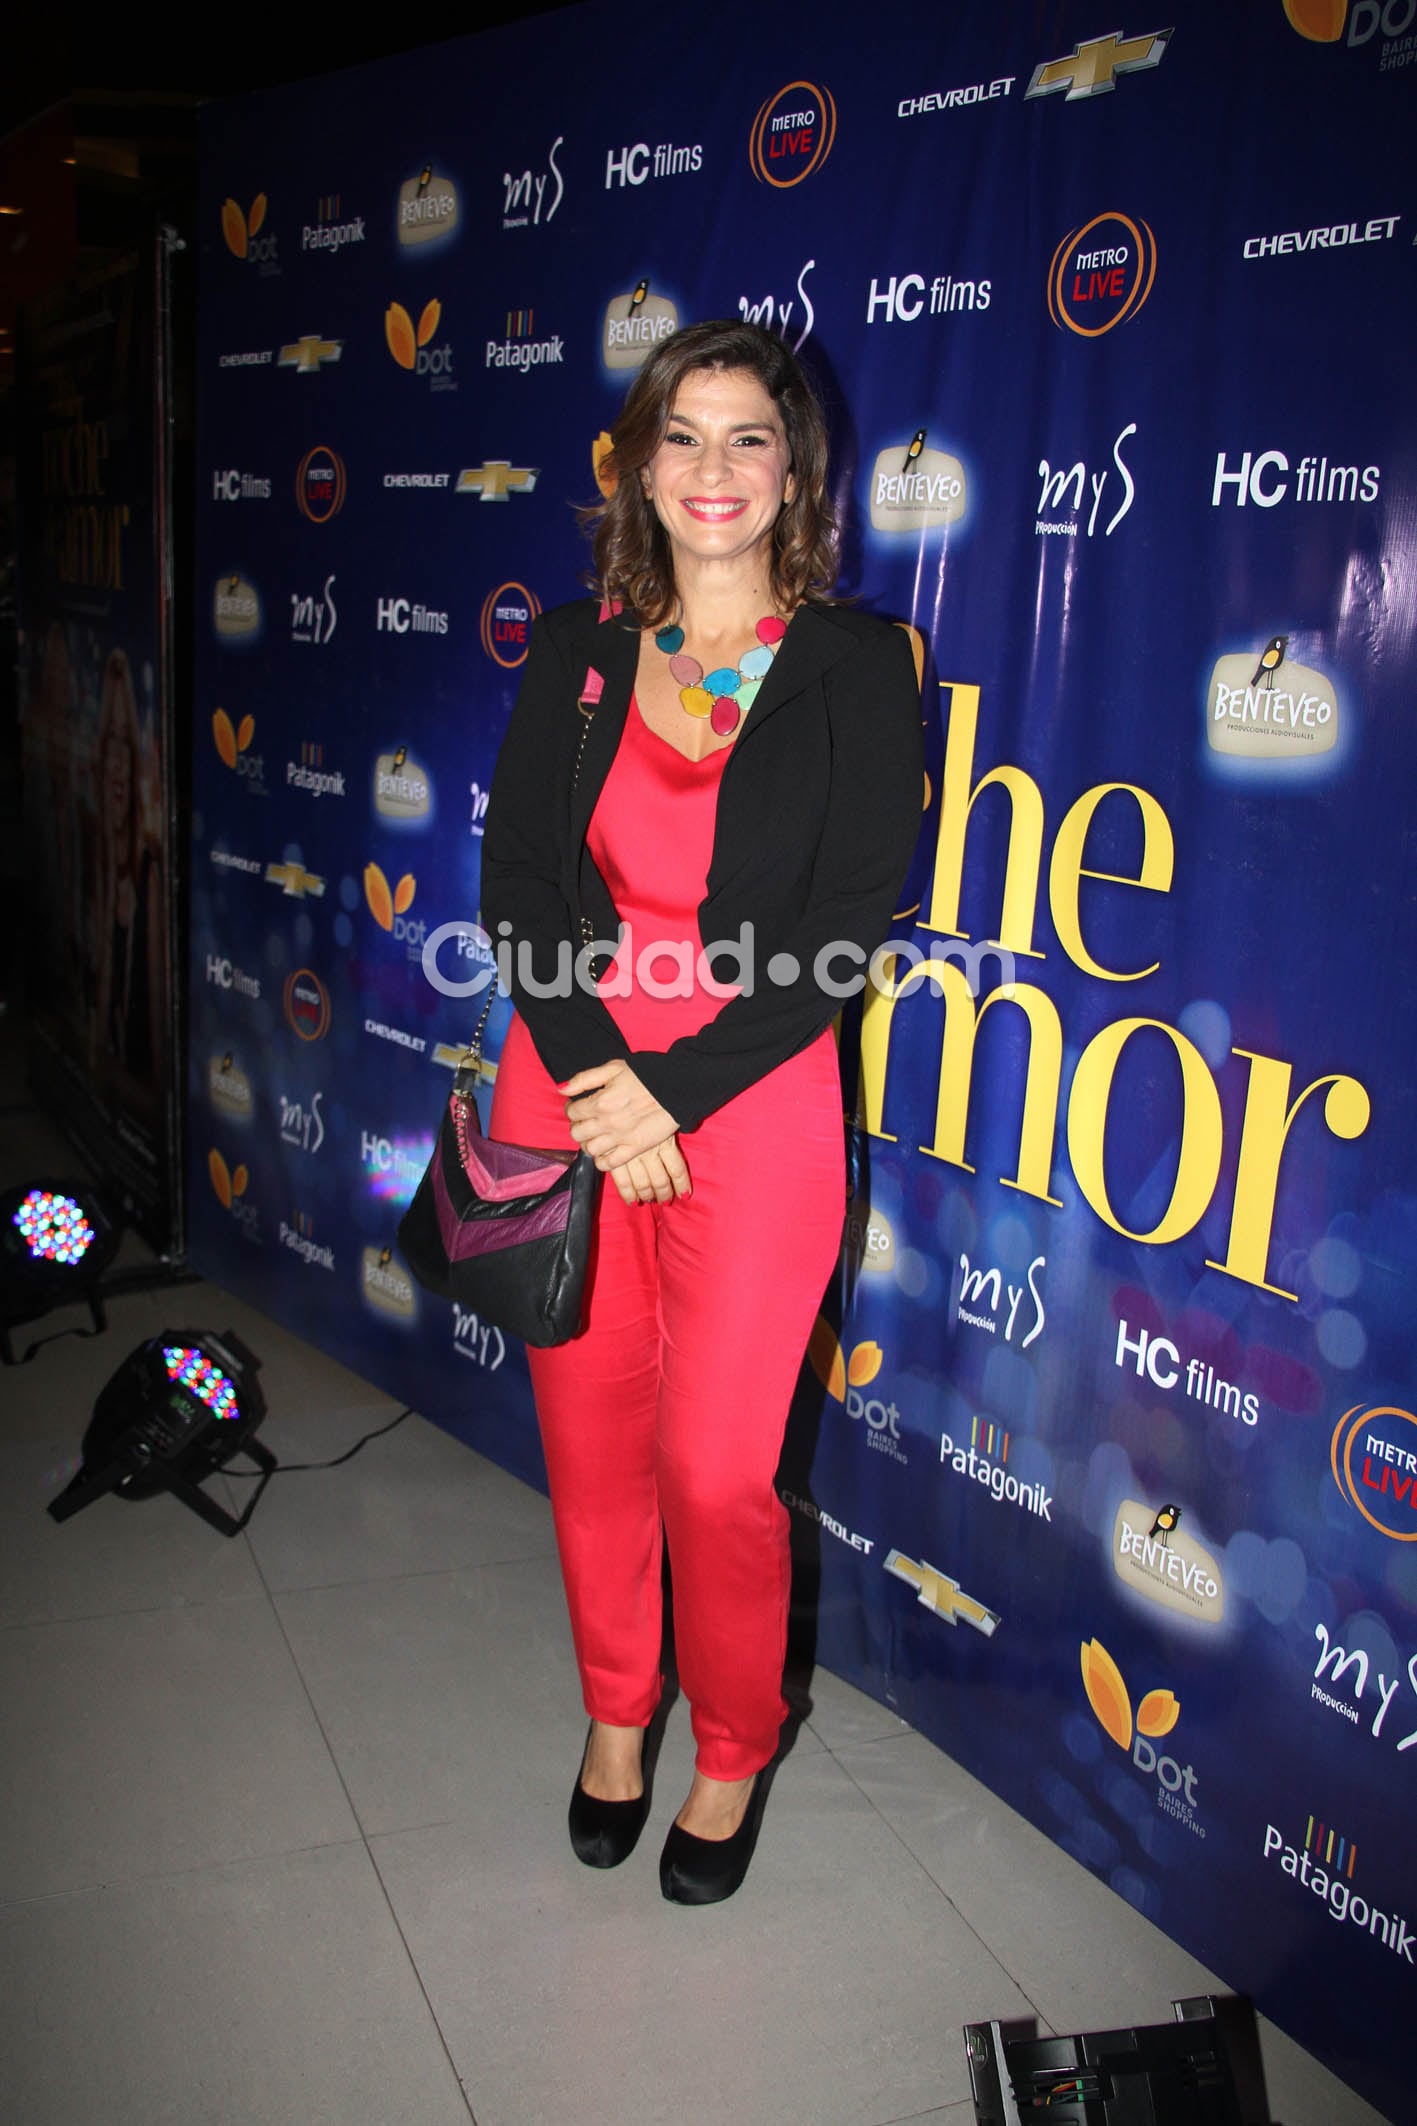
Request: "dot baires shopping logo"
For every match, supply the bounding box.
[1047,211,1157,337]
[385,299,454,389]
[748,80,837,188]
[1081,1637,1203,1834]
[808,1318,907,1463]
[221,192,276,268]
[1331,1404,1417,1540]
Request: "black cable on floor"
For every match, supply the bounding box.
[222,1405,416,1476]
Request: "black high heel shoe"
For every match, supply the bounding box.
[659,1772,766,1905]
[568,1724,652,1869]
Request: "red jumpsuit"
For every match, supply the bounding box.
[488,696,845,1780]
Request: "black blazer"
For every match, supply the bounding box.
[481,597,923,1134]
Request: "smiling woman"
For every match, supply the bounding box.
[480,319,923,1905]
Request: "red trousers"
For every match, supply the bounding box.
[489,1013,845,1780]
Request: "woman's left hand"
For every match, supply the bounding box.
[560,1060,680,1169]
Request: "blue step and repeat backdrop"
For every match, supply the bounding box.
[191,5,1414,2113]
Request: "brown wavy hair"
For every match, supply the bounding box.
[585,319,839,627]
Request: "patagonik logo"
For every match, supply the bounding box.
[602,277,679,372]
[397,163,460,249]
[1207,637,1339,762]
[1081,1637,1202,1835]
[868,428,968,534]
[808,1318,906,1463]
[1112,1498,1224,1623]
[1262,1813,1414,1965]
[1047,212,1157,337]
[1331,1403,1417,1540]
[749,80,837,188]
[385,298,455,390]
[221,192,277,270]
[940,1416,1052,1522]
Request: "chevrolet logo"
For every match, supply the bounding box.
[456,461,539,500]
[278,334,343,374]
[432,1041,497,1081]
[265,860,326,899]
[884,1550,1000,1636]
[1026,29,1172,101]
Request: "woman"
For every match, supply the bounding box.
[482,320,922,1904]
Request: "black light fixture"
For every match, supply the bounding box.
[0,1180,120,1364]
[47,1328,272,1537]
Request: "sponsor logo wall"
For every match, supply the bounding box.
[192,11,1413,2116]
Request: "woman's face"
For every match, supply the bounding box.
[642,367,795,581]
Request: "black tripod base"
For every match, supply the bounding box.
[48,1434,279,1538]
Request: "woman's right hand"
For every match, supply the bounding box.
[607,1135,692,1207]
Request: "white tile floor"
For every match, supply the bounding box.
[0,1081,1389,2123]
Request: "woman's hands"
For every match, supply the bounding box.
[560,1060,690,1204]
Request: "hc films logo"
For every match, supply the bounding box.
[373,746,433,827]
[749,80,837,188]
[1331,1404,1417,1541]
[283,968,332,1043]
[397,163,460,249]
[868,429,968,535]
[1081,1638,1203,1835]
[1025,29,1171,100]
[480,582,541,668]
[602,278,679,373]
[884,1552,1000,1634]
[1206,638,1339,762]
[362,1244,418,1322]
[295,445,347,524]
[1262,1814,1414,1965]
[807,1318,906,1464]
[221,193,277,270]
[213,573,262,644]
[1112,1498,1224,1624]
[1047,212,1157,337]
[385,298,455,390]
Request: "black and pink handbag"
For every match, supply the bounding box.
[397,659,606,1346]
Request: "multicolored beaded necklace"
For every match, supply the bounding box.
[653,613,788,738]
